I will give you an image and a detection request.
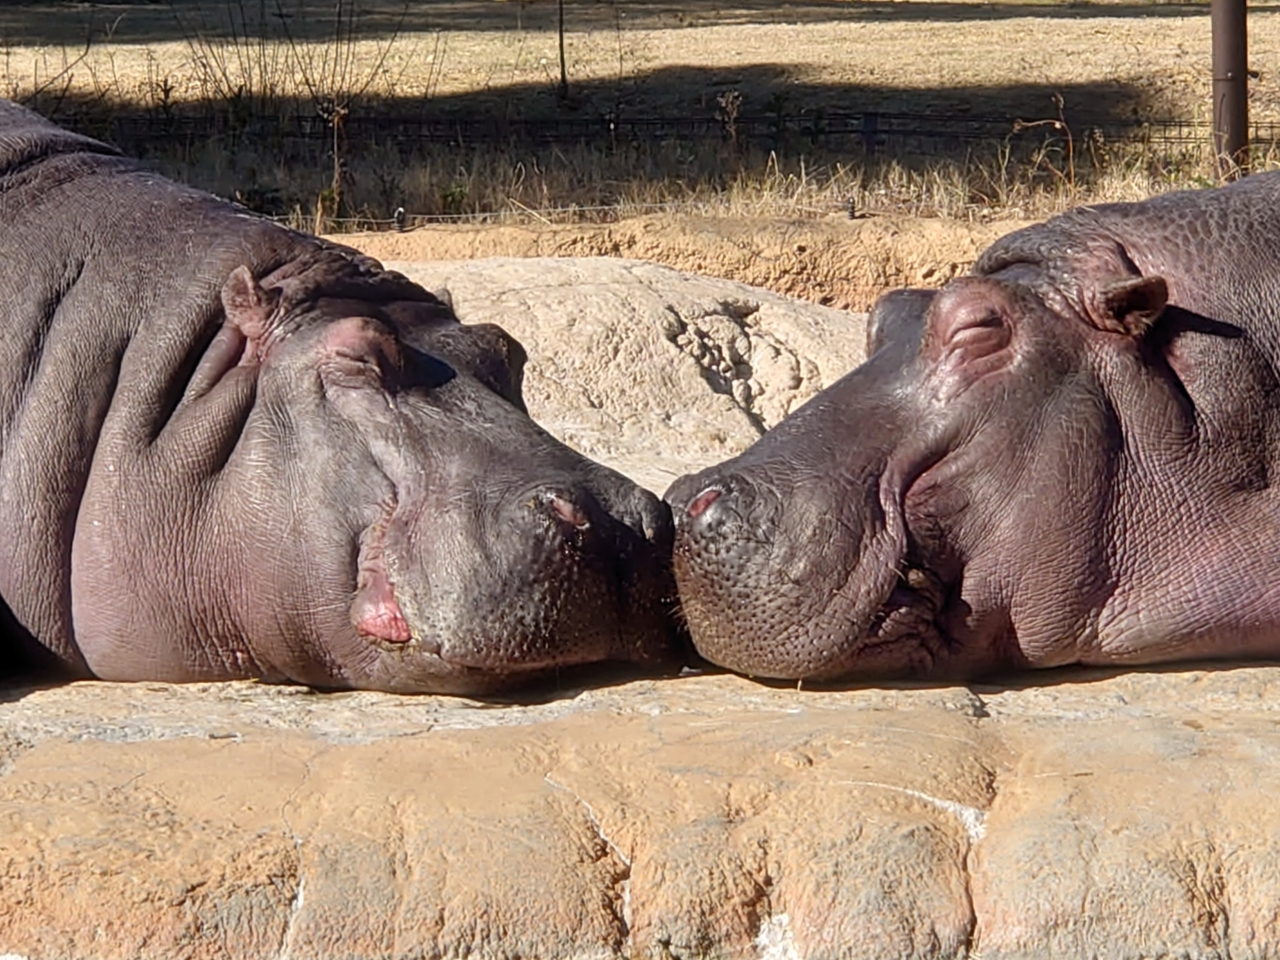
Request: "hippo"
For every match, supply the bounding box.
[0,99,682,694]
[669,171,1280,682]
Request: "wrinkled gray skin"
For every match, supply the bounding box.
[669,172,1280,682]
[0,100,682,694]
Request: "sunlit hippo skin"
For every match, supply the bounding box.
[0,99,682,694]
[669,172,1280,683]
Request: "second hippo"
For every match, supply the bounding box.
[669,172,1280,682]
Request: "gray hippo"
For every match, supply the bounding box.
[668,172,1280,682]
[0,99,682,693]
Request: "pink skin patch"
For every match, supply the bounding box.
[353,566,412,643]
[549,494,591,528]
[686,487,722,519]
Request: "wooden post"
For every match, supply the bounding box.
[1211,0,1249,178]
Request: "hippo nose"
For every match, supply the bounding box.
[550,492,591,528]
[671,473,772,544]
[686,487,722,519]
[681,484,731,540]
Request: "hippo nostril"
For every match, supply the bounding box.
[686,487,723,519]
[546,493,592,530]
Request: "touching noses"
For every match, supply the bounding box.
[535,483,675,550]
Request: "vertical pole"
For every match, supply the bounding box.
[1211,0,1249,178]
[558,0,569,101]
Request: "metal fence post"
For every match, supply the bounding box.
[1211,0,1249,178]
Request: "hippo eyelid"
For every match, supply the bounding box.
[945,319,1010,354]
[319,354,387,390]
[948,305,1005,331]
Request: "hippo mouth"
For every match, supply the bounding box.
[351,501,415,645]
[674,536,949,680]
[346,488,677,683]
[857,566,950,666]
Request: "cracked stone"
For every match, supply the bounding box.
[385,257,867,495]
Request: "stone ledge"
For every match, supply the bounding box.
[4,666,1280,959]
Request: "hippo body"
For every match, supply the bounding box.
[0,100,680,693]
[670,172,1280,682]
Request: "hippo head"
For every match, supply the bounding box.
[73,249,683,693]
[668,260,1172,682]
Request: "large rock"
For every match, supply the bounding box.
[4,668,1280,959]
[384,257,867,494]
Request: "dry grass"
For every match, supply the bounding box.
[141,126,1277,233]
[2,0,1278,227]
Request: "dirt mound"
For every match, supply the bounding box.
[341,214,1030,313]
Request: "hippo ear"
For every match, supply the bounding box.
[467,323,527,409]
[1089,275,1168,337]
[221,265,281,342]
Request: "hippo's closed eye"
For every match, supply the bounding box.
[932,297,1009,353]
[318,318,406,392]
[924,280,1015,399]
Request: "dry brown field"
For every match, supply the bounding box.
[3,0,1278,122]
[1,0,1278,263]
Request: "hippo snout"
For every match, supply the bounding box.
[595,481,675,554]
[669,461,926,680]
[667,471,799,674]
[336,467,686,695]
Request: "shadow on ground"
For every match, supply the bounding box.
[745,656,1280,696]
[0,0,1231,46]
[0,660,692,707]
[12,66,1159,223]
[34,65,1158,137]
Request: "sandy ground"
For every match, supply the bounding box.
[337,211,1032,312]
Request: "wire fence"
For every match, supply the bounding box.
[90,108,1280,157]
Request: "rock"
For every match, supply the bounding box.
[384,257,867,494]
[4,667,1280,959]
